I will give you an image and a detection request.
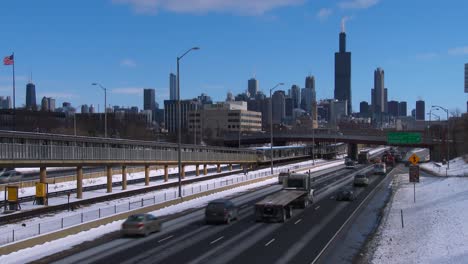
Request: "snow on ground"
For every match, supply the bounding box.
[0,177,277,264]
[15,167,77,173]
[420,157,468,177]
[370,173,468,264]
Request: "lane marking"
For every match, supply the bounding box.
[158,235,174,243]
[240,204,248,209]
[294,219,302,225]
[265,238,276,247]
[210,236,224,245]
[315,206,320,210]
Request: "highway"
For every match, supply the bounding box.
[49,161,391,264]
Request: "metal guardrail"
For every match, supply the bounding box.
[0,143,257,163]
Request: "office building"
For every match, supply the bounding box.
[334,22,352,114]
[372,67,386,114]
[226,92,234,102]
[398,101,407,117]
[197,93,213,105]
[143,89,156,111]
[388,100,399,117]
[248,78,258,98]
[285,97,293,118]
[81,104,89,114]
[169,73,177,100]
[41,97,49,111]
[89,104,96,113]
[290,85,301,109]
[465,63,468,93]
[164,99,199,134]
[359,101,370,117]
[272,90,286,124]
[416,100,425,120]
[0,96,11,109]
[48,98,56,112]
[26,82,37,110]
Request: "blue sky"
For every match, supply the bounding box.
[0,0,467,115]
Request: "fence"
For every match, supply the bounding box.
[0,160,320,246]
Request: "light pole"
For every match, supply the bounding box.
[432,105,449,169]
[92,83,108,138]
[177,47,200,198]
[269,82,284,174]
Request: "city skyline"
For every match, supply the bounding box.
[0,1,467,114]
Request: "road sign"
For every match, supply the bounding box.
[409,165,420,183]
[408,153,420,165]
[387,132,422,144]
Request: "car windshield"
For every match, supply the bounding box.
[127,215,145,222]
[207,203,226,210]
[356,174,366,179]
[287,179,304,188]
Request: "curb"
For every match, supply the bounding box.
[0,174,275,255]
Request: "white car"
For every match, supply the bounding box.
[373,163,386,175]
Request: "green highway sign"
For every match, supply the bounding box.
[387,132,422,144]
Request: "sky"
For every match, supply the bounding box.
[0,0,467,116]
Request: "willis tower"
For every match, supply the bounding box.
[334,19,352,115]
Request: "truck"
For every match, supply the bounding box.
[255,173,314,223]
[358,150,370,164]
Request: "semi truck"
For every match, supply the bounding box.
[255,173,314,223]
[358,150,370,164]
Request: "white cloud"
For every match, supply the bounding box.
[112,87,143,95]
[448,46,468,56]
[316,8,333,21]
[112,0,305,15]
[338,0,379,9]
[120,59,137,68]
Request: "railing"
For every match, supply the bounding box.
[0,143,257,163]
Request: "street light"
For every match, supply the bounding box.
[177,47,199,198]
[92,83,108,138]
[269,82,284,174]
[431,105,449,169]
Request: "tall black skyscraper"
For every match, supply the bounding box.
[416,100,425,120]
[169,73,177,100]
[26,82,36,110]
[398,101,407,117]
[143,89,156,111]
[248,78,258,98]
[334,21,352,114]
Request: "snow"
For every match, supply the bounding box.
[420,157,468,177]
[370,172,468,263]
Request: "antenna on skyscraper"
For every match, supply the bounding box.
[341,17,346,33]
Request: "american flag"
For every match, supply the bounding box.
[3,54,14,65]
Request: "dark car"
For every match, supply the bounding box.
[121,213,161,237]
[336,187,356,201]
[205,199,238,224]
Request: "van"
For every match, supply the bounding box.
[205,199,238,224]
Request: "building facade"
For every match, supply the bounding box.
[26,82,36,110]
[143,89,156,111]
[169,73,177,100]
[372,67,386,114]
[398,101,407,117]
[334,27,352,114]
[0,96,11,109]
[272,90,286,124]
[416,100,425,120]
[290,84,301,109]
[164,99,199,134]
[388,100,399,117]
[248,78,258,98]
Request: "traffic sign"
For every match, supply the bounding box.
[408,153,420,165]
[409,165,420,183]
[387,132,422,144]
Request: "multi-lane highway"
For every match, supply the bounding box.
[48,158,396,264]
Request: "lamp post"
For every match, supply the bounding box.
[431,105,449,169]
[269,82,284,174]
[92,83,108,138]
[177,47,199,198]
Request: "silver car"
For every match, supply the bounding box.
[353,174,369,187]
[121,213,161,237]
[0,169,23,184]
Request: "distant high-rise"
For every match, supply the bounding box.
[305,75,315,89]
[359,101,370,117]
[48,98,56,112]
[334,20,352,114]
[226,92,234,102]
[81,104,89,114]
[272,90,286,124]
[0,96,12,109]
[143,89,156,110]
[41,96,49,111]
[26,82,37,110]
[290,85,301,109]
[465,63,468,93]
[169,73,177,100]
[248,78,258,98]
[388,101,399,117]
[398,101,407,116]
[302,75,317,118]
[372,68,385,114]
[416,100,425,120]
[89,104,96,113]
[285,97,293,118]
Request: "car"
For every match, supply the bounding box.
[345,159,356,169]
[205,199,238,224]
[336,187,356,201]
[0,169,23,184]
[353,174,369,187]
[373,163,386,175]
[121,213,161,237]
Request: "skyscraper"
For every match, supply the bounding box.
[26,82,36,110]
[272,90,286,124]
[248,78,258,98]
[302,75,316,117]
[143,88,156,110]
[388,101,399,117]
[48,98,56,112]
[465,63,468,93]
[334,20,352,114]
[398,101,407,117]
[290,85,301,109]
[41,96,49,111]
[372,67,385,114]
[359,101,370,117]
[416,100,425,120]
[169,73,177,100]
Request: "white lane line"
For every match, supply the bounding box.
[158,235,174,243]
[210,236,224,245]
[294,219,302,225]
[265,238,275,247]
[315,206,320,210]
[240,204,248,209]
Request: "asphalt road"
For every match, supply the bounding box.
[52,162,382,264]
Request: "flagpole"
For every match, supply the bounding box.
[12,52,15,110]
